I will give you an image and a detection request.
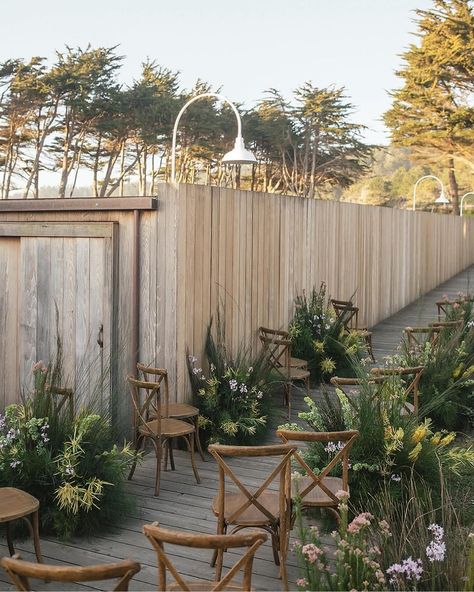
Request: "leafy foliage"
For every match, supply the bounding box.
[288,283,367,382]
[392,300,474,431]
[284,372,474,511]
[0,360,137,539]
[187,315,277,446]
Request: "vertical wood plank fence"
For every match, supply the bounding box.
[0,184,473,430]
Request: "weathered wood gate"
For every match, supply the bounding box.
[0,222,117,411]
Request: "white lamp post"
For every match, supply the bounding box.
[460,192,474,216]
[171,92,257,183]
[412,175,448,211]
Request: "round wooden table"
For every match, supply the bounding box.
[0,487,42,562]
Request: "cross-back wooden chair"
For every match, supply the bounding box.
[0,555,140,591]
[276,429,358,522]
[143,522,267,592]
[127,376,200,496]
[436,296,474,321]
[47,385,74,419]
[330,299,375,362]
[370,365,424,414]
[258,327,308,369]
[137,362,205,461]
[208,443,296,591]
[259,333,310,418]
[330,375,385,409]
[404,320,462,352]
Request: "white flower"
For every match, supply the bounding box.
[257,391,263,399]
[229,379,238,392]
[390,473,401,482]
[188,355,198,364]
[192,367,202,375]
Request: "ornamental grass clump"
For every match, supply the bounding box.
[187,315,277,446]
[0,356,137,539]
[285,368,474,511]
[289,283,366,383]
[394,311,474,431]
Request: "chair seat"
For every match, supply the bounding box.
[294,476,345,507]
[150,403,199,420]
[212,491,281,526]
[289,367,310,381]
[0,488,39,523]
[140,418,195,438]
[290,357,308,369]
[168,581,245,591]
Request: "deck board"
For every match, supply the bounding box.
[1,265,473,591]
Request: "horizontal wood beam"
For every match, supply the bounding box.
[0,221,117,238]
[0,197,158,212]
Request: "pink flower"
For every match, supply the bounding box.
[335,489,350,501]
[296,578,308,588]
[302,543,323,563]
[347,512,373,534]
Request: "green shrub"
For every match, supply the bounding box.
[187,315,277,446]
[288,283,367,383]
[281,372,474,511]
[0,359,137,539]
[394,318,474,431]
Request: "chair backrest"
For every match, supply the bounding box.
[0,555,140,591]
[208,443,295,527]
[46,385,74,418]
[258,331,291,375]
[370,366,424,414]
[127,375,164,437]
[330,375,385,409]
[276,429,358,505]
[330,299,359,330]
[136,362,170,417]
[404,326,441,351]
[143,522,267,591]
[436,297,474,321]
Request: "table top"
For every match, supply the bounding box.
[0,487,39,522]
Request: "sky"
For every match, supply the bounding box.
[0,0,433,146]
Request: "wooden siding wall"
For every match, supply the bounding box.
[139,184,474,402]
[1,183,474,424]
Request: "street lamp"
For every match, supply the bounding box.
[460,192,474,216]
[412,175,448,211]
[171,92,257,183]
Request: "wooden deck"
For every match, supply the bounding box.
[1,265,473,591]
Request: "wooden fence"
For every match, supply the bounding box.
[1,184,473,432]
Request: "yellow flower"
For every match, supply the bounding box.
[395,428,404,441]
[411,419,431,444]
[412,425,428,444]
[430,433,442,446]
[463,365,474,378]
[439,432,456,446]
[452,364,464,379]
[313,340,325,353]
[320,357,336,375]
[408,442,422,462]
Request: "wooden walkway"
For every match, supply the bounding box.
[1,265,473,591]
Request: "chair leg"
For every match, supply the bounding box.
[194,417,205,462]
[168,440,176,471]
[270,529,281,566]
[23,512,43,563]
[5,522,15,556]
[183,434,201,485]
[154,441,162,496]
[367,334,375,362]
[128,435,144,481]
[287,382,292,419]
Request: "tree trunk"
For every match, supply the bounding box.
[448,157,460,215]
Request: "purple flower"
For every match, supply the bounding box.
[387,557,423,584]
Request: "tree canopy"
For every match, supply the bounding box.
[384,0,474,214]
[0,46,371,198]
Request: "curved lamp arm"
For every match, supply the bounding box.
[171,92,243,183]
[412,175,445,211]
[460,192,474,217]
